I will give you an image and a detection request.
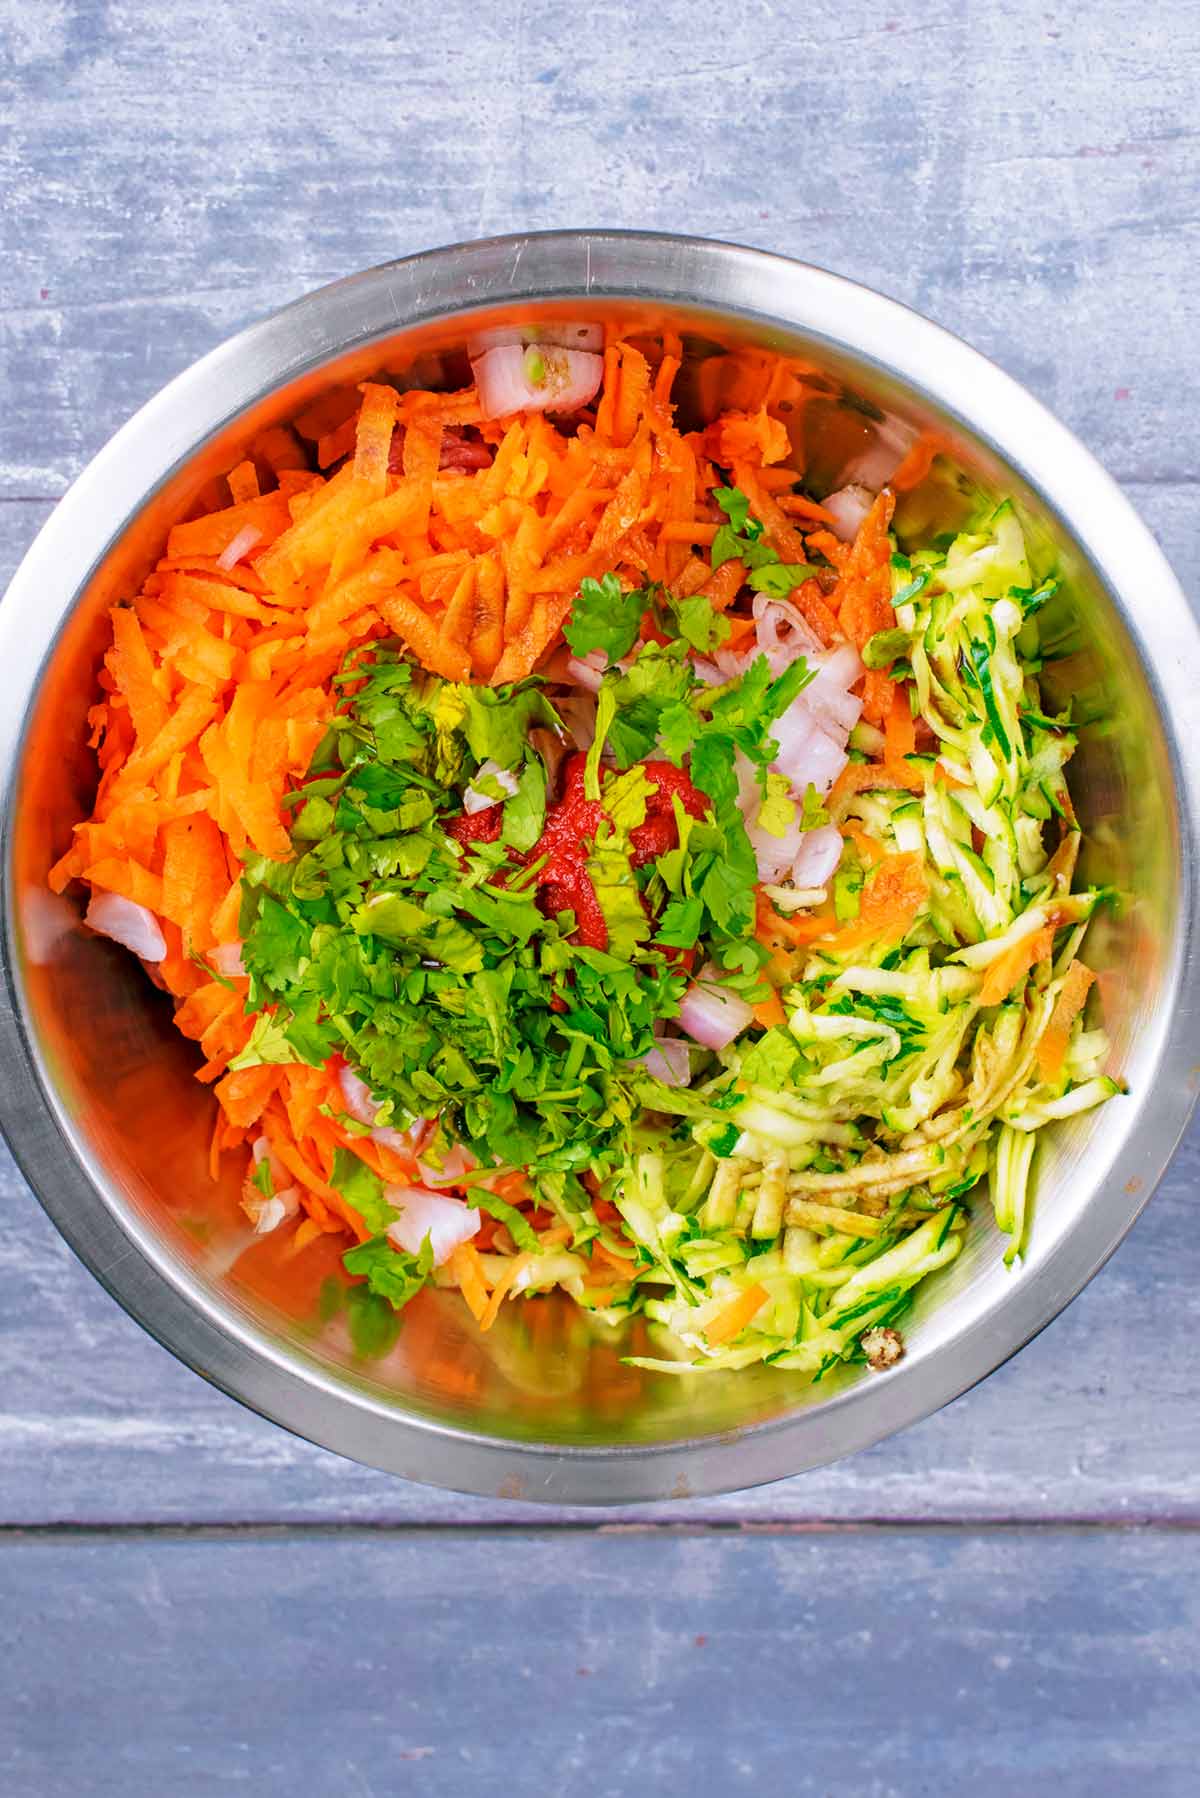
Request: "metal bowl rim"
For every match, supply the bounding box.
[2,227,1198,1505]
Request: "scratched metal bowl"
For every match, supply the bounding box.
[2,232,1198,1504]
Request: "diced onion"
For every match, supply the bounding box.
[386,1186,481,1264]
[747,812,804,883]
[464,759,519,813]
[752,591,824,675]
[337,1063,428,1157]
[639,1035,691,1087]
[84,892,166,962]
[416,1142,477,1188]
[790,823,843,888]
[821,484,875,543]
[565,652,606,692]
[802,644,865,735]
[782,723,848,796]
[210,940,246,978]
[472,345,603,420]
[679,972,755,1051]
[243,1184,301,1235]
[337,1063,378,1127]
[216,524,263,571]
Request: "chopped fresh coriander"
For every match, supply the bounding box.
[564,572,645,664]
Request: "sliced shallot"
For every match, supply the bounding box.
[464,759,520,813]
[243,1184,301,1235]
[821,484,876,543]
[638,1035,691,1087]
[216,524,263,571]
[84,892,166,963]
[840,416,918,491]
[790,823,844,888]
[416,1142,477,1188]
[752,591,824,675]
[472,345,603,420]
[386,1186,481,1265]
[565,651,606,692]
[336,1063,427,1158]
[209,940,246,978]
[679,972,755,1051]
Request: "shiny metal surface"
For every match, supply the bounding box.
[1,231,1197,1504]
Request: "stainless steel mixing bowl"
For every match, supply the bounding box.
[2,231,1198,1504]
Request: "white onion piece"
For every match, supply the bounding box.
[85,892,166,962]
[679,972,755,1051]
[250,1133,290,1199]
[768,704,820,776]
[416,1142,477,1188]
[639,1036,691,1087]
[803,645,865,736]
[711,647,747,681]
[786,721,848,795]
[386,1187,481,1265]
[472,345,603,420]
[821,484,875,543]
[245,1137,300,1233]
[244,1184,301,1235]
[216,524,263,571]
[556,696,597,750]
[210,940,246,978]
[763,883,828,911]
[371,1122,421,1157]
[753,591,824,675]
[337,1064,427,1157]
[464,759,519,814]
[790,823,844,888]
[468,323,604,356]
[814,641,865,690]
[337,1064,378,1127]
[734,750,760,814]
[565,653,605,693]
[748,816,803,883]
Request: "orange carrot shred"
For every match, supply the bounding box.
[448,1242,491,1324]
[1036,961,1096,1080]
[353,383,401,496]
[706,1283,769,1345]
[979,925,1057,1008]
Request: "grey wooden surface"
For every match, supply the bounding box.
[4,1528,1199,1797]
[3,0,1199,1789]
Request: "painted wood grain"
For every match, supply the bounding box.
[2,1527,1197,1797]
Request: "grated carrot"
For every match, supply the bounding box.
[479,1255,525,1331]
[54,332,922,1321]
[448,1242,491,1324]
[1036,961,1096,1080]
[979,925,1057,1008]
[751,989,786,1029]
[705,1282,769,1345]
